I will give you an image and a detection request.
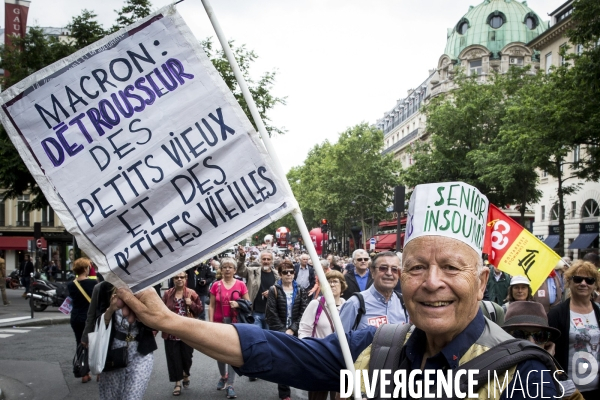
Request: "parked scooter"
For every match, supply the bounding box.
[5,270,21,289]
[26,272,74,311]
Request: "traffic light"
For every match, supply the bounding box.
[320,219,329,233]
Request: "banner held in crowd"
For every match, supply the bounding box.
[484,204,561,293]
[0,5,297,292]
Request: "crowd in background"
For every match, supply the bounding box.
[47,247,600,400]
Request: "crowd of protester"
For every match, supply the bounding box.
[61,244,600,400]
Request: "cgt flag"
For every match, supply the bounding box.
[484,204,561,293]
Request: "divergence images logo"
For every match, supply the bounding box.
[571,351,599,386]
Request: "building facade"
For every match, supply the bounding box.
[377,0,599,258]
[527,1,599,259]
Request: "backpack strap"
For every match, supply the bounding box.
[482,300,496,323]
[394,290,409,322]
[455,338,563,395]
[312,296,330,337]
[368,323,413,398]
[351,292,365,330]
[74,280,91,303]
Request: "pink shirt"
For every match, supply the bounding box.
[210,279,248,323]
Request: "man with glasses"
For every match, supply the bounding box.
[339,251,407,332]
[341,250,373,301]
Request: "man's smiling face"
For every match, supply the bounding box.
[401,236,488,343]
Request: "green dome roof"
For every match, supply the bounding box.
[444,0,548,59]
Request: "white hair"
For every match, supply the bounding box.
[352,249,368,261]
[220,257,237,270]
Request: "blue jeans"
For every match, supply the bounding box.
[198,294,207,320]
[253,312,268,329]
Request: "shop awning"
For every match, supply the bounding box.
[568,233,599,249]
[0,236,47,251]
[374,233,404,251]
[543,235,560,249]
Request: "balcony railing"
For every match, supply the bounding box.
[382,129,419,155]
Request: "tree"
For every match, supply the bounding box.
[567,0,600,92]
[500,67,597,256]
[67,10,107,48]
[111,0,153,32]
[401,70,542,218]
[201,38,286,137]
[279,123,401,252]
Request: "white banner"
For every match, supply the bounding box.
[0,6,297,291]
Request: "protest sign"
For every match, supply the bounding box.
[404,182,489,255]
[0,5,297,292]
[484,204,560,292]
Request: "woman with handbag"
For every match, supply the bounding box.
[162,271,203,396]
[209,257,249,399]
[67,257,98,383]
[265,260,310,400]
[298,270,346,400]
[83,281,157,400]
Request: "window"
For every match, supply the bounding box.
[469,59,482,76]
[576,44,584,55]
[571,201,577,218]
[458,21,468,35]
[42,205,54,227]
[545,52,552,73]
[542,169,548,178]
[525,16,537,30]
[573,145,580,164]
[581,199,600,218]
[17,195,30,227]
[550,204,560,221]
[0,201,4,226]
[541,206,546,221]
[489,15,504,29]
[559,44,567,66]
[509,57,524,66]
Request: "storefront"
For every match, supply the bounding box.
[568,222,599,258]
[543,225,560,249]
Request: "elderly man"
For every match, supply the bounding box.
[339,251,407,332]
[116,182,557,399]
[236,247,279,330]
[294,254,316,298]
[342,250,373,300]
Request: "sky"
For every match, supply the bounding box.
[6,0,566,173]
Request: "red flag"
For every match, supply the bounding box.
[484,204,561,292]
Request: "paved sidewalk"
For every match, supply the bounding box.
[0,286,70,328]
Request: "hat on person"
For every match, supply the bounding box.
[502,301,561,342]
[404,182,489,255]
[509,275,530,286]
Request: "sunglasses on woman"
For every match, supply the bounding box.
[509,329,551,344]
[572,276,596,285]
[281,270,295,275]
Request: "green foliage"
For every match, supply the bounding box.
[111,0,153,32]
[67,10,107,48]
[401,69,542,217]
[201,38,287,137]
[261,123,401,248]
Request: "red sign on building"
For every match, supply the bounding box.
[4,0,31,50]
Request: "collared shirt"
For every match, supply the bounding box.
[354,269,370,291]
[547,276,557,304]
[232,310,557,399]
[339,285,407,332]
[296,266,310,289]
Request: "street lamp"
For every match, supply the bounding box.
[351,194,377,250]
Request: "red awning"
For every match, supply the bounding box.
[0,236,47,250]
[374,233,404,251]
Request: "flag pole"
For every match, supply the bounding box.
[199,0,360,395]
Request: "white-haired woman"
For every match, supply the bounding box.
[209,258,250,399]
